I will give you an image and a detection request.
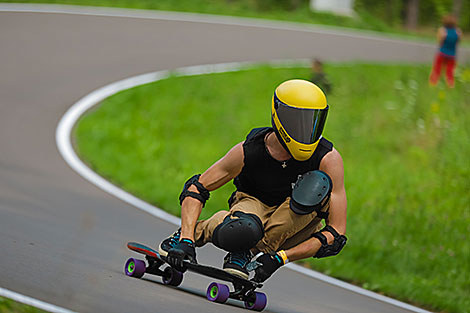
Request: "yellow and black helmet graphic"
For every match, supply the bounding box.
[271,79,328,161]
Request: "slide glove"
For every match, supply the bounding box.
[253,252,285,282]
[167,238,197,272]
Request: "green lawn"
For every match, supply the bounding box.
[74,63,470,313]
[0,297,46,313]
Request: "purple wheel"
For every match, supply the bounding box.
[244,292,267,311]
[124,258,146,278]
[162,266,183,286]
[206,282,230,303]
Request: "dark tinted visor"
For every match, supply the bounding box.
[274,94,328,144]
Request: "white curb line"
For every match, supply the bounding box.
[0,288,76,313]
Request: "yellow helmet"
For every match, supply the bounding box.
[271,79,328,161]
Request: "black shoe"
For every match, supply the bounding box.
[158,228,181,257]
[223,250,252,279]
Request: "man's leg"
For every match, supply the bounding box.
[159,192,270,267]
[280,219,324,251]
[193,192,274,278]
[158,210,229,259]
[255,197,329,253]
[193,210,228,247]
[194,192,274,247]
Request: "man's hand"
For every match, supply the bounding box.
[167,239,197,272]
[253,252,285,282]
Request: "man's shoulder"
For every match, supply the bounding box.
[319,137,333,151]
[320,147,343,169]
[245,127,272,141]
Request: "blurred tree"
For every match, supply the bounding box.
[290,0,302,10]
[354,0,403,26]
[452,0,462,18]
[405,0,419,30]
[387,0,404,26]
[355,0,469,31]
[460,0,470,31]
[254,0,307,11]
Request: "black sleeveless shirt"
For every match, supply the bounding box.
[233,127,333,206]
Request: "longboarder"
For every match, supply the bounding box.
[159,79,348,283]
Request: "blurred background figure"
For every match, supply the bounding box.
[429,14,463,88]
[311,58,332,94]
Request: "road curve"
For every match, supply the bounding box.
[1,5,462,313]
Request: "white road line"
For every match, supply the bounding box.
[0,288,76,313]
[55,60,433,313]
[56,70,181,226]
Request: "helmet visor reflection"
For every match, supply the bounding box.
[274,95,328,144]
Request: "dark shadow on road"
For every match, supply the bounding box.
[140,277,284,312]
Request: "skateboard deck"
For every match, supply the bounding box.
[125,242,267,311]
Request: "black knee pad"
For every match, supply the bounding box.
[212,211,264,252]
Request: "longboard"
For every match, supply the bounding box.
[125,242,267,311]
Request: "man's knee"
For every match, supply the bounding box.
[194,210,229,247]
[212,211,264,252]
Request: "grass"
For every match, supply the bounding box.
[1,0,452,41]
[0,297,46,313]
[74,63,470,313]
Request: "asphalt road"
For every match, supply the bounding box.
[1,5,467,313]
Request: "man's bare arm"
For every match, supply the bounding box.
[284,148,347,261]
[180,142,245,240]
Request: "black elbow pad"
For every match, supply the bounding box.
[179,174,210,207]
[312,225,347,258]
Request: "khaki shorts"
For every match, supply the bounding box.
[194,191,327,253]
